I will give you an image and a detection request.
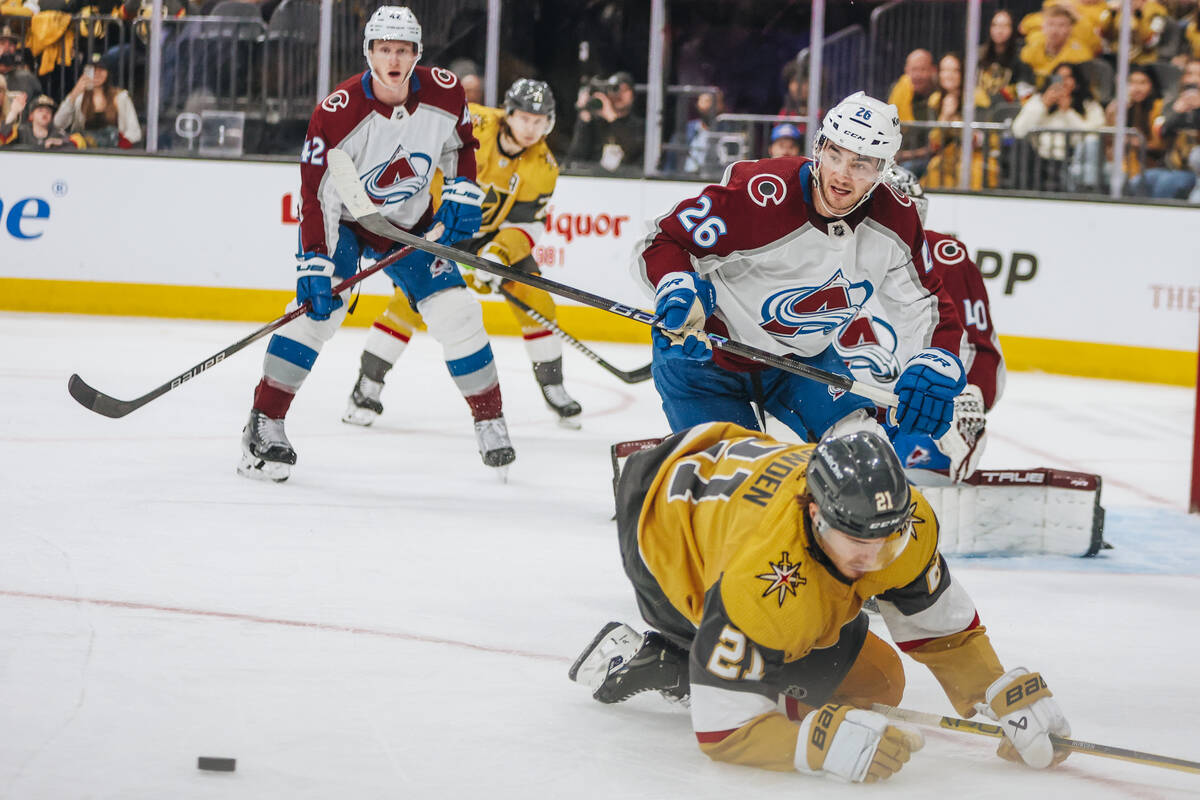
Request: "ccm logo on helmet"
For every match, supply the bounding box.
[748,174,787,207]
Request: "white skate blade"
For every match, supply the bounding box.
[556,415,582,431]
[341,403,379,427]
[237,454,291,483]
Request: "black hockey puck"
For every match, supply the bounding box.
[197,757,236,772]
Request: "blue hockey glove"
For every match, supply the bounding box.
[296,252,343,320]
[894,347,966,438]
[433,177,485,245]
[652,271,717,361]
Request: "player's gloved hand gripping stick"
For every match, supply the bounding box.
[324,147,900,410]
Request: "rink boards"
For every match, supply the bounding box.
[1,150,1197,385]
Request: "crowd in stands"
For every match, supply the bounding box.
[879,0,1200,199]
[3,0,1199,203]
[657,0,1200,201]
[0,0,282,151]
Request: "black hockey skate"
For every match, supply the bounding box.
[540,383,582,425]
[237,409,296,483]
[592,631,690,705]
[342,372,385,427]
[533,358,582,427]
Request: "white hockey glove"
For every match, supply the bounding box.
[795,704,924,783]
[936,383,988,482]
[460,243,506,295]
[976,667,1070,768]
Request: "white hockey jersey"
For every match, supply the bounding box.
[635,157,964,372]
[298,66,478,257]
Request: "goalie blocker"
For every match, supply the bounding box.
[610,441,1106,558]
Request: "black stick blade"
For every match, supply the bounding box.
[622,363,653,384]
[67,374,137,418]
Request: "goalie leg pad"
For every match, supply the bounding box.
[919,469,1106,556]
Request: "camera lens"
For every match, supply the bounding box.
[585,97,604,112]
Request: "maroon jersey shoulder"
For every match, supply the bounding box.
[925,230,973,270]
[413,65,468,116]
[866,182,925,251]
[689,157,813,255]
[309,72,376,145]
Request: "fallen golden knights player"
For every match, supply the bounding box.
[344,78,584,427]
[572,422,1070,782]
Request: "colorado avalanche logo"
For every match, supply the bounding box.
[747,173,787,207]
[760,270,873,338]
[362,142,434,206]
[834,311,901,382]
[905,444,932,468]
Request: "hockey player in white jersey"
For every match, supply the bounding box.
[238,6,515,482]
[635,91,968,446]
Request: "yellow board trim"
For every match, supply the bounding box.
[2,277,1194,385]
[999,334,1197,387]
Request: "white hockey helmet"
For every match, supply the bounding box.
[362,6,423,62]
[885,164,928,225]
[816,91,902,164]
[812,91,903,215]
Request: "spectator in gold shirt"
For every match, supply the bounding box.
[887,49,938,176]
[1020,4,1094,89]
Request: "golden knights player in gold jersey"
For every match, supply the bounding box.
[343,78,582,427]
[571,422,1071,783]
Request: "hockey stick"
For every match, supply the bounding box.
[67,243,418,418]
[497,287,652,384]
[325,148,898,409]
[871,704,1200,775]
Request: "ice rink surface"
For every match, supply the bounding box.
[3,311,1199,799]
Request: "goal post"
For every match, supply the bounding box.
[1192,315,1200,514]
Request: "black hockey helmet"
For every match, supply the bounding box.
[807,431,911,539]
[504,78,555,134]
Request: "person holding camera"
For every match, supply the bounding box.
[566,70,643,172]
[54,52,142,149]
[0,25,42,101]
[1010,61,1103,191]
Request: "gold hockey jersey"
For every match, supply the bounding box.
[624,422,1004,770]
[432,103,558,266]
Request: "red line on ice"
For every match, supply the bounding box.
[0,588,570,663]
